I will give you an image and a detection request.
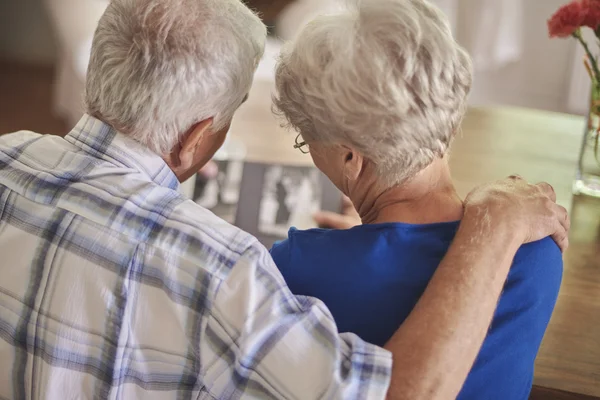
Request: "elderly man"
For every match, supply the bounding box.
[0,0,568,399]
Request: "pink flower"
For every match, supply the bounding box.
[548,0,586,38]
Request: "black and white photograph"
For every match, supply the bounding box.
[258,165,322,237]
[192,159,244,224]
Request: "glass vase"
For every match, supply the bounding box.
[573,92,600,198]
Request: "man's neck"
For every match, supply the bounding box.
[355,158,463,225]
[162,151,196,183]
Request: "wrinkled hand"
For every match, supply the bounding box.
[464,176,570,252]
[313,196,361,229]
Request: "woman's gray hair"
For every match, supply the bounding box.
[85,0,266,155]
[274,0,473,187]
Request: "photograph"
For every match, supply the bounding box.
[258,165,322,237]
[192,159,244,224]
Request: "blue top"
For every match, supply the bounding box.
[270,222,562,400]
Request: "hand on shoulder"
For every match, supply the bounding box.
[463,176,570,252]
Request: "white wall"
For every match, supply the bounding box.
[0,0,581,115]
[458,0,577,113]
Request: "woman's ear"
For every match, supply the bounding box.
[342,146,364,183]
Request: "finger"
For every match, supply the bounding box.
[536,182,557,202]
[549,206,569,252]
[313,211,357,230]
[341,195,353,208]
[550,228,569,253]
[556,205,570,233]
[341,197,358,215]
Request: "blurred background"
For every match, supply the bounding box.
[0,0,592,138]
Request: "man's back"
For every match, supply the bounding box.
[0,116,392,399]
[0,116,250,398]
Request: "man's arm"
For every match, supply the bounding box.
[204,177,568,400]
[383,177,569,400]
[385,218,518,399]
[203,245,394,399]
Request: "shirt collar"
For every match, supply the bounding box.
[65,114,180,191]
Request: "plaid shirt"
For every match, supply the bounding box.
[0,115,391,400]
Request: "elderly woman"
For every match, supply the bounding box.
[271,0,562,398]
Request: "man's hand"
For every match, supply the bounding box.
[313,196,361,229]
[464,176,570,252]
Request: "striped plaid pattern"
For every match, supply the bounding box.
[0,115,391,400]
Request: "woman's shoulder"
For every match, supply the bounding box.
[269,226,374,272]
[273,225,370,245]
[510,237,563,294]
[514,237,563,267]
[269,232,292,269]
[269,222,458,273]
[269,227,347,263]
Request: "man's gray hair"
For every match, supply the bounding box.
[274,0,473,187]
[86,0,266,155]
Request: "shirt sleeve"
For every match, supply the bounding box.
[201,243,393,399]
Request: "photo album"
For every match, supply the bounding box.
[192,161,342,248]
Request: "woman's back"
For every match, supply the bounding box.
[270,222,562,399]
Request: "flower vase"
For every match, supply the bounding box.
[573,88,600,197]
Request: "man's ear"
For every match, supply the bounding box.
[178,118,213,170]
[342,145,365,183]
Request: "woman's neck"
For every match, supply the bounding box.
[354,158,463,225]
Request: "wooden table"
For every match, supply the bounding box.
[457,108,600,399]
[231,81,600,399]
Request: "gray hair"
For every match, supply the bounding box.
[274,0,473,187]
[85,0,266,155]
